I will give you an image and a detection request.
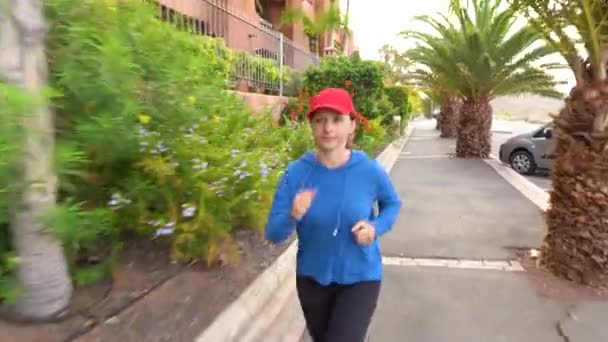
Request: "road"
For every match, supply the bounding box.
[490,119,552,192]
[367,120,608,342]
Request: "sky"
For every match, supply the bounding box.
[339,0,575,95]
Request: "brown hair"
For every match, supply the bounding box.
[345,114,357,149]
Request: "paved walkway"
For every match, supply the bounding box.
[367,120,608,342]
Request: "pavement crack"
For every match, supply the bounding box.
[555,321,571,342]
[555,305,577,342]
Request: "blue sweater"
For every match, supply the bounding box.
[265,150,402,285]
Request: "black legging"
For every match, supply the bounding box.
[296,276,381,342]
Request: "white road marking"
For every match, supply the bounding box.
[383,256,525,272]
[398,154,452,159]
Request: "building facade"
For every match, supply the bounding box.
[157,0,354,72]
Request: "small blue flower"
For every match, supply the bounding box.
[260,167,269,177]
[193,161,208,170]
[181,204,196,218]
[154,222,175,238]
[108,193,131,210]
[156,142,170,153]
[139,127,152,137]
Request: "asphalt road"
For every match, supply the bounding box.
[490,119,553,192]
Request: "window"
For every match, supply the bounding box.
[308,35,318,54]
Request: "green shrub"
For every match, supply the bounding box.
[385,85,413,133]
[42,0,312,276]
[0,83,37,303]
[302,55,386,120]
[354,118,389,157]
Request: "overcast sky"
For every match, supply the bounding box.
[339,0,575,95]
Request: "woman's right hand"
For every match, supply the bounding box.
[291,189,316,221]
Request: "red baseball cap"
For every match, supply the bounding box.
[306,88,356,119]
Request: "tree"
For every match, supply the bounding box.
[379,44,412,85]
[402,0,562,157]
[507,0,608,286]
[280,2,347,56]
[408,69,462,138]
[0,0,72,320]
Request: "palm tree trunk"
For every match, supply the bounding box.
[456,97,492,158]
[540,83,608,286]
[0,0,72,320]
[439,96,461,138]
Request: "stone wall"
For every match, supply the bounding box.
[235,91,288,122]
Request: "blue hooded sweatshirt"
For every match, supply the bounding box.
[265,150,402,286]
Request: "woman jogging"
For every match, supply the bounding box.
[265,87,402,342]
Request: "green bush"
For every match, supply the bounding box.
[302,55,386,120]
[385,85,413,133]
[0,84,33,304]
[354,118,389,157]
[39,0,314,282]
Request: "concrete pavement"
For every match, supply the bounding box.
[386,155,543,259]
[367,120,608,342]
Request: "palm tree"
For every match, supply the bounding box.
[0,0,72,320]
[402,0,562,158]
[507,0,608,286]
[280,2,346,56]
[379,44,412,85]
[438,94,462,138]
[409,70,462,138]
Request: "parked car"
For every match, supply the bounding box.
[498,123,555,175]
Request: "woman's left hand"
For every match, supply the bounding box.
[351,220,376,246]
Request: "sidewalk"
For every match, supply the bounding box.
[368,120,608,342]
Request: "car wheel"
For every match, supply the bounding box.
[510,150,536,175]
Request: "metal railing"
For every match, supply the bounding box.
[151,0,319,96]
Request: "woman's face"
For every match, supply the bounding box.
[310,109,356,152]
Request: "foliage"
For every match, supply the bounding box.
[147,9,291,95]
[379,44,411,85]
[507,0,605,85]
[303,55,386,120]
[354,118,390,157]
[37,0,315,283]
[402,0,563,101]
[0,84,34,303]
[385,86,414,133]
[280,2,347,55]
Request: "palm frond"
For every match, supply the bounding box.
[403,0,561,101]
[506,0,608,83]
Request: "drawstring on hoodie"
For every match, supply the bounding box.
[298,151,354,238]
[333,173,347,237]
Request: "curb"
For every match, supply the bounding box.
[484,155,549,211]
[376,124,415,171]
[195,124,415,342]
[195,242,297,341]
